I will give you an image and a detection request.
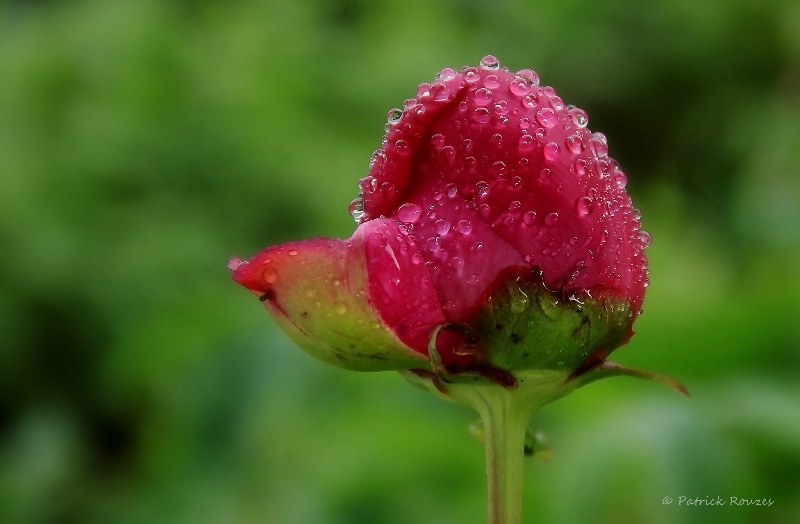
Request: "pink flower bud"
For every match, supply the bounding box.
[231,57,651,378]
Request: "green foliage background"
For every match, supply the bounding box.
[1,0,799,523]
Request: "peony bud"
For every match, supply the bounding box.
[231,56,670,393]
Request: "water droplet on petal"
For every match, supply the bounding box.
[566,134,584,154]
[480,55,500,69]
[490,133,504,148]
[493,99,509,115]
[539,168,551,182]
[484,74,501,89]
[515,68,539,86]
[387,108,403,124]
[536,108,558,128]
[288,250,298,256]
[464,67,480,84]
[510,78,529,96]
[430,83,450,101]
[523,210,537,225]
[544,212,559,227]
[613,170,628,189]
[431,133,446,149]
[349,197,365,222]
[568,107,588,128]
[456,219,473,234]
[472,107,491,124]
[395,139,410,155]
[397,203,422,223]
[576,196,593,216]
[490,160,506,177]
[436,67,457,82]
[416,83,431,97]
[474,88,492,106]
[639,230,652,247]
[446,183,458,198]
[441,145,456,164]
[435,219,451,235]
[519,134,535,152]
[543,142,560,161]
[588,137,609,158]
[263,267,278,284]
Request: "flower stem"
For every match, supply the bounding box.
[458,384,532,524]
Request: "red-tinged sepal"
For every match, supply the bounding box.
[230,221,433,371]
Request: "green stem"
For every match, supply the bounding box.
[456,384,533,524]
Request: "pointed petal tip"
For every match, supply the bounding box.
[228,257,246,272]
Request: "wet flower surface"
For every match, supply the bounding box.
[231,55,650,377]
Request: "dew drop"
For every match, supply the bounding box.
[548,96,564,111]
[515,68,539,86]
[426,236,441,252]
[464,67,480,84]
[576,196,593,216]
[394,139,410,155]
[510,78,529,96]
[639,230,652,247]
[288,249,298,256]
[518,134,535,152]
[493,99,509,115]
[480,54,500,69]
[568,107,588,128]
[467,274,481,285]
[436,67,457,82]
[446,183,458,198]
[430,83,450,101]
[519,117,531,130]
[523,210,537,225]
[430,133,446,150]
[484,74,501,89]
[538,168,551,182]
[349,197,365,222]
[435,219,451,235]
[263,267,278,284]
[387,108,403,124]
[474,88,492,106]
[544,212,559,227]
[543,142,560,161]
[472,107,491,124]
[397,203,422,223]
[490,160,506,177]
[451,256,465,273]
[456,219,473,234]
[441,145,456,164]
[416,83,431,97]
[566,134,584,154]
[490,133,504,148]
[588,137,609,158]
[478,203,491,216]
[613,170,628,189]
[536,108,558,128]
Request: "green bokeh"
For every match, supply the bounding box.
[1,0,798,523]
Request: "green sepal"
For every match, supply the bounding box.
[473,271,634,373]
[242,239,429,372]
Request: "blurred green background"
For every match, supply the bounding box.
[1,0,799,523]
